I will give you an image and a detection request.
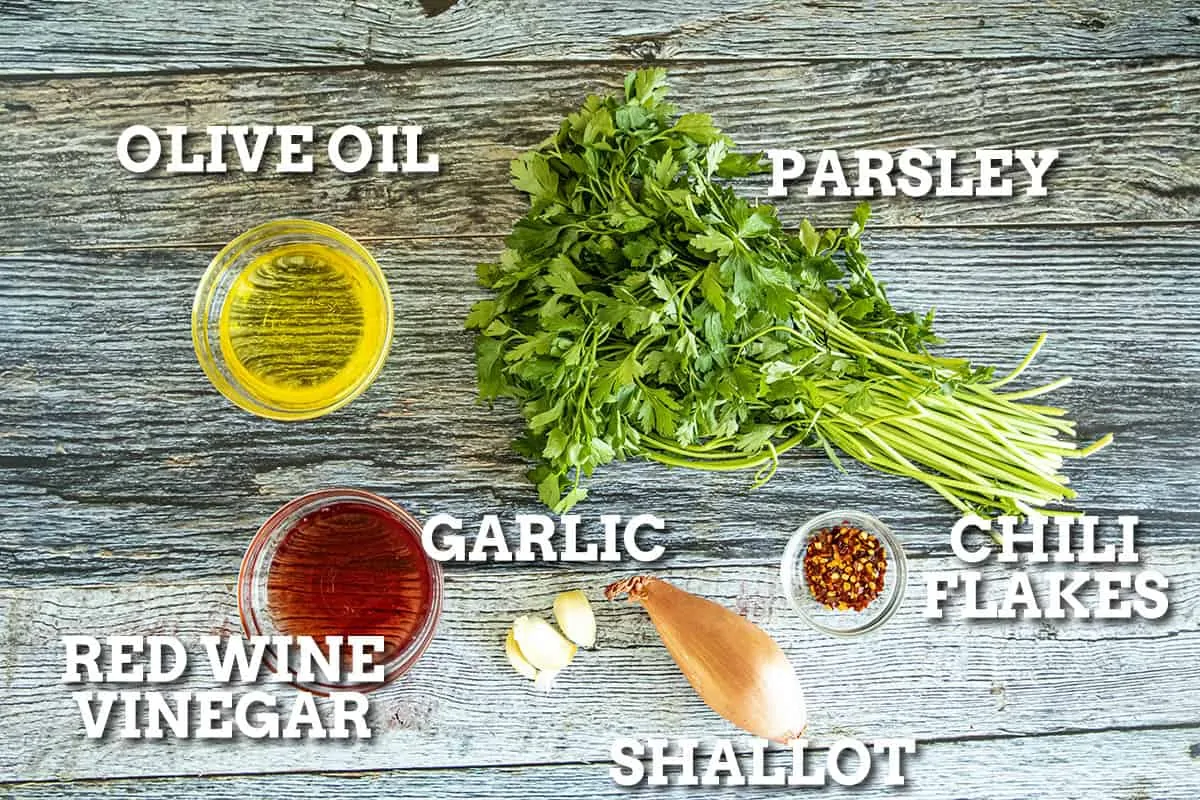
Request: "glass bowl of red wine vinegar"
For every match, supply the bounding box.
[238,488,442,694]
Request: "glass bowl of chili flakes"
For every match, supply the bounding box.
[781,510,907,637]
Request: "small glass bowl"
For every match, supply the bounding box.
[781,509,907,637]
[238,488,443,694]
[191,219,393,421]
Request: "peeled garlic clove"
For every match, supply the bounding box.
[554,589,597,648]
[533,669,559,692]
[505,628,538,680]
[512,614,577,672]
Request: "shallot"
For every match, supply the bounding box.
[606,576,806,742]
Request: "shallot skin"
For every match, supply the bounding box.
[607,576,807,742]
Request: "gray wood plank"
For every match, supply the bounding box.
[0,549,1197,781]
[7,724,1200,800]
[0,60,1197,250]
[3,726,1200,798]
[0,227,1197,586]
[3,0,1199,73]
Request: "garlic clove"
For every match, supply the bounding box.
[512,614,577,671]
[553,589,597,648]
[533,669,559,692]
[505,628,538,680]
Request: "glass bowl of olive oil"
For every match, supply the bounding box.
[192,219,393,420]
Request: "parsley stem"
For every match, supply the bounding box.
[995,377,1072,401]
[987,332,1048,388]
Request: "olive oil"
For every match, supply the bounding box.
[217,242,389,413]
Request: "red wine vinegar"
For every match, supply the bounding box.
[266,499,434,664]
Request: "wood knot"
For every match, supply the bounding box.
[384,696,438,731]
[616,37,678,62]
[418,0,459,17]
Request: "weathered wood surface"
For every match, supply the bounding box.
[3,4,1199,794]
[1,228,1197,588]
[4,725,1200,799]
[0,549,1197,781]
[1,60,1198,250]
[3,0,1200,73]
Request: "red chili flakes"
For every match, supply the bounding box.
[803,523,887,611]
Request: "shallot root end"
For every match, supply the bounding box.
[605,575,651,601]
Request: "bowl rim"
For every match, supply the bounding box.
[191,218,394,421]
[237,487,443,695]
[780,508,907,637]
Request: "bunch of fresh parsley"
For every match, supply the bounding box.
[468,68,1110,514]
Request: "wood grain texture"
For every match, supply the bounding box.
[3,0,1200,73]
[1,228,1197,587]
[3,14,1200,793]
[1,60,1198,250]
[0,548,1197,781]
[5,725,1200,799]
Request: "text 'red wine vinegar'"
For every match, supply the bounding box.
[266,499,435,667]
